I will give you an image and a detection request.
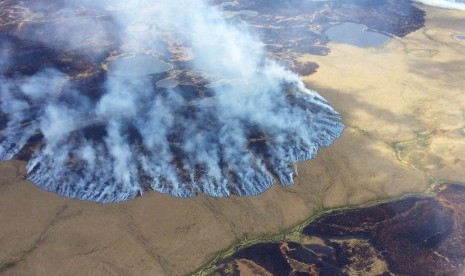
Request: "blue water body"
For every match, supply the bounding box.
[454,35,465,41]
[325,22,391,48]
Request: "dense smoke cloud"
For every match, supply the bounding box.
[0,0,344,202]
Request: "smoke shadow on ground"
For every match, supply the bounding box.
[408,58,465,86]
[310,84,417,132]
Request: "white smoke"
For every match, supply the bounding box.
[413,0,465,10]
[0,0,344,202]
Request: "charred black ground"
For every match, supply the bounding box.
[208,183,465,275]
[0,0,425,202]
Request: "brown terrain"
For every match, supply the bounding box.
[1,2,465,276]
[209,183,465,276]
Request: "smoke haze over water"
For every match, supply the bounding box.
[0,0,344,202]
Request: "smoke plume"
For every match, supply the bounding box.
[0,0,344,202]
